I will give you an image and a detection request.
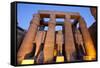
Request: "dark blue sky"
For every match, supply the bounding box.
[17,3,95,30]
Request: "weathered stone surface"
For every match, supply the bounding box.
[17,14,40,63]
[56,31,63,55]
[79,17,96,60]
[75,30,82,45]
[43,14,56,63]
[34,31,45,56]
[74,29,86,59]
[64,15,76,61]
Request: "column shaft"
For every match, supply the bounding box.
[64,15,76,61]
[43,14,56,63]
[79,17,96,60]
[17,14,40,63]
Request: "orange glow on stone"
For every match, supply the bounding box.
[83,42,96,60]
[83,56,95,61]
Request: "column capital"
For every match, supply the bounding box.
[31,14,40,26]
[64,14,71,25]
[49,14,56,25]
[65,14,71,19]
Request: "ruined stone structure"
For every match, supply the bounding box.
[17,10,96,64]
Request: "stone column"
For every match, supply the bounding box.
[79,17,96,60]
[64,15,76,62]
[17,14,40,63]
[43,14,56,63]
